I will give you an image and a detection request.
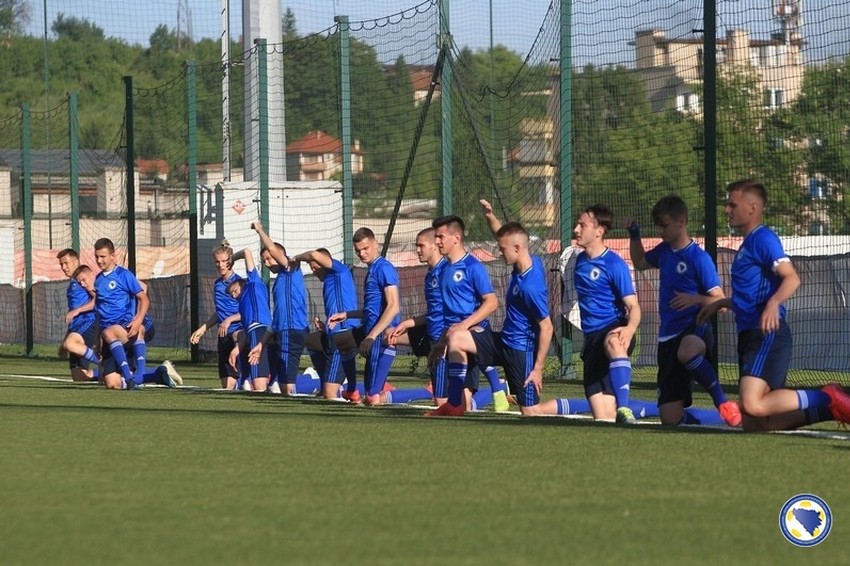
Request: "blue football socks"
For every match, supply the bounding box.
[447,362,467,407]
[608,357,632,409]
[684,354,728,407]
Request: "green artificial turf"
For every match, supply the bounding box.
[0,357,846,565]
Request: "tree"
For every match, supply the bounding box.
[791,57,850,233]
[149,24,177,53]
[713,66,804,233]
[0,0,30,44]
[282,8,298,40]
[52,13,105,41]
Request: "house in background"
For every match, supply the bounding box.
[285,130,364,182]
[633,26,804,114]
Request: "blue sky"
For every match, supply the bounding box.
[24,1,850,66]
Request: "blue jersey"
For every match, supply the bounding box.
[271,264,309,331]
[440,253,494,328]
[66,278,96,333]
[645,240,721,341]
[238,267,272,332]
[323,259,360,333]
[424,257,447,341]
[214,272,243,333]
[731,225,789,333]
[363,256,401,333]
[94,266,144,327]
[502,255,549,352]
[574,248,635,334]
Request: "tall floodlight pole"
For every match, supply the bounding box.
[222,0,231,181]
[243,0,286,183]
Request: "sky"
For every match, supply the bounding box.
[22,1,850,66]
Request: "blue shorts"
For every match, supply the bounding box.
[277,328,307,383]
[142,323,156,343]
[471,327,538,407]
[67,323,98,370]
[737,322,792,389]
[581,323,635,397]
[239,326,271,381]
[100,341,132,377]
[657,324,714,406]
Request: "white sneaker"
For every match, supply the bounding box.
[268,381,282,394]
[162,360,183,385]
[241,379,253,391]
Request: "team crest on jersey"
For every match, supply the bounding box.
[512,285,519,295]
[676,261,688,274]
[453,271,464,283]
[429,276,438,288]
[589,267,601,281]
[108,281,117,290]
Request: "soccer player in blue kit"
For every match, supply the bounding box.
[252,221,309,395]
[190,242,243,389]
[438,220,559,416]
[226,248,274,392]
[425,215,499,416]
[627,195,742,426]
[697,180,850,430]
[295,247,362,401]
[75,264,181,388]
[573,205,641,423]
[386,227,449,406]
[57,248,99,381]
[88,238,151,390]
[328,227,401,405]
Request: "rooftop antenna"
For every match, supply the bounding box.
[773,0,802,45]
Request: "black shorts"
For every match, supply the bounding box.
[217,334,240,380]
[581,323,635,397]
[407,325,433,358]
[471,328,538,407]
[656,325,715,406]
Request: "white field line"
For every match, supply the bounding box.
[3,373,848,439]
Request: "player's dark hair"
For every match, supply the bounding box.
[316,247,332,258]
[432,215,466,237]
[260,243,287,257]
[72,264,92,279]
[651,195,689,225]
[726,179,768,205]
[353,227,376,243]
[416,227,435,240]
[227,279,245,295]
[57,248,79,260]
[93,238,115,253]
[495,221,528,240]
[582,204,614,233]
